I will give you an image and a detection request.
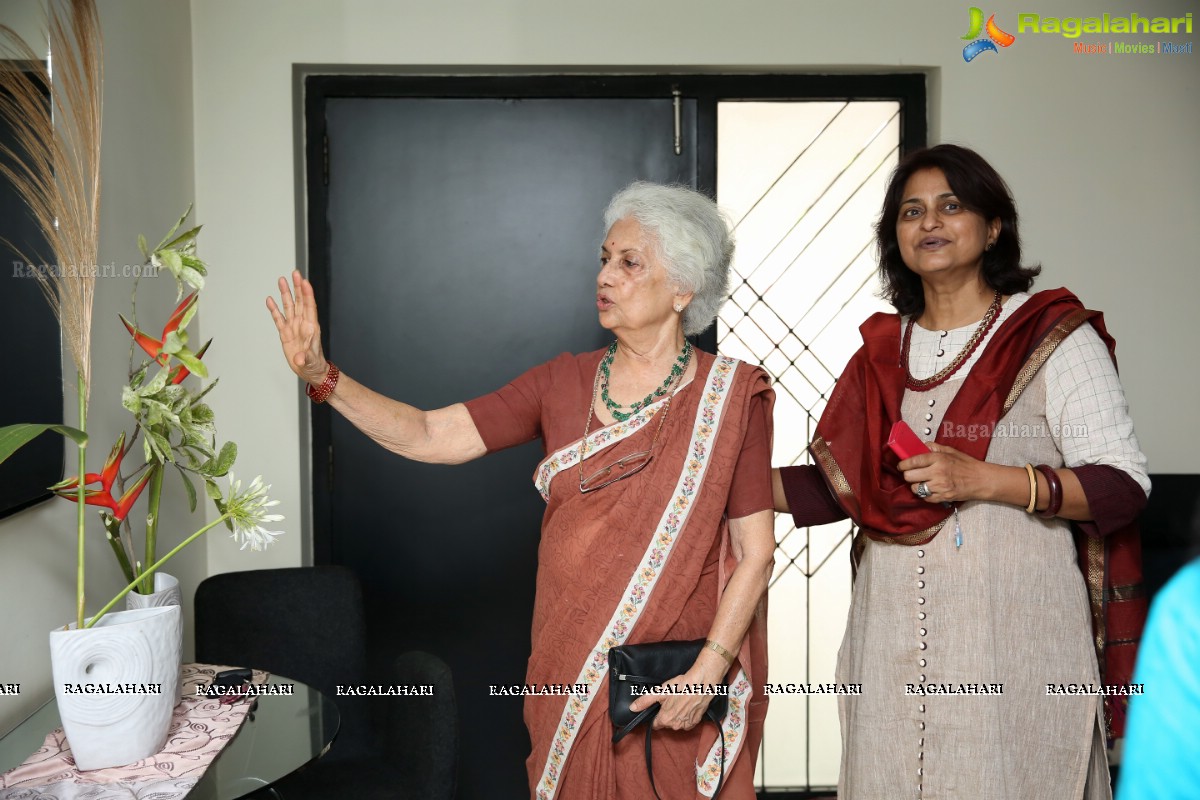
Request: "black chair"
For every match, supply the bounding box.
[194,566,458,800]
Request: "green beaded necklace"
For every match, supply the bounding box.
[599,340,693,422]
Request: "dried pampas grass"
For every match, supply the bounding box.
[0,0,103,403]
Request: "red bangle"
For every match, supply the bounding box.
[1034,464,1063,518]
[305,362,339,404]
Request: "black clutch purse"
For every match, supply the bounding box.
[608,638,727,799]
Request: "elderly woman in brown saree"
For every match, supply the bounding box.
[268,182,775,799]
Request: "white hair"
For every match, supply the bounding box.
[602,181,734,337]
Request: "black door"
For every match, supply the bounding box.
[312,83,698,798]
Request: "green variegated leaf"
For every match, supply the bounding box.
[180,253,208,276]
[150,430,173,463]
[0,424,88,466]
[144,400,163,426]
[143,435,154,463]
[190,403,215,424]
[179,266,205,291]
[137,234,149,259]
[190,378,220,406]
[143,399,181,430]
[122,386,142,415]
[161,384,187,405]
[164,225,202,251]
[204,478,223,501]
[176,298,199,332]
[173,348,208,379]
[185,417,216,439]
[157,248,183,276]
[138,367,170,397]
[212,441,237,476]
[154,205,192,251]
[174,464,197,513]
[192,440,217,461]
[162,330,186,355]
[129,363,149,390]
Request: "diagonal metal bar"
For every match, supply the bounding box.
[738,108,899,287]
[807,527,856,577]
[729,102,848,231]
[806,257,882,345]
[768,542,810,589]
[754,133,899,301]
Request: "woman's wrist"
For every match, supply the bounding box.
[972,461,1008,503]
[979,463,1032,507]
[693,646,733,682]
[306,361,339,403]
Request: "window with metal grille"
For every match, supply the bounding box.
[717,99,905,790]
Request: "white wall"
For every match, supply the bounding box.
[0,0,198,733]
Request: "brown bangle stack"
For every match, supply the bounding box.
[306,362,340,404]
[1034,464,1063,518]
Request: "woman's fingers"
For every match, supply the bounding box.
[294,269,321,330]
[904,455,943,501]
[267,271,327,381]
[277,274,296,318]
[903,444,982,503]
[645,677,711,730]
[653,696,704,730]
[265,295,286,330]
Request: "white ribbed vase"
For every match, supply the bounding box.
[48,605,182,771]
[125,572,182,610]
[125,573,184,704]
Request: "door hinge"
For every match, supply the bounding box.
[671,87,682,156]
[322,133,330,186]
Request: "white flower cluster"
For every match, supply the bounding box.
[224,472,284,551]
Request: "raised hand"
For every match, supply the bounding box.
[266,270,328,385]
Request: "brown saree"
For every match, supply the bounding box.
[467,348,774,799]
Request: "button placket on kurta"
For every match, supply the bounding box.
[908,334,950,799]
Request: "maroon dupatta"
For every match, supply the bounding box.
[809,287,1145,738]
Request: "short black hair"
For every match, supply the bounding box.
[876,144,1040,316]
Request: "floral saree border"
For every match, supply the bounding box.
[534,356,739,800]
[534,396,668,501]
[697,668,750,796]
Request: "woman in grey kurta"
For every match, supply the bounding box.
[773,145,1149,800]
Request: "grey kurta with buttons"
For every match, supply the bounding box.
[834,346,1111,799]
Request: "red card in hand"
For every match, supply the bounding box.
[887,421,931,460]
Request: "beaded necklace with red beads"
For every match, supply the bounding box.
[900,290,1002,391]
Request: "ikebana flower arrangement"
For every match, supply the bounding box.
[0,1,281,633]
[74,211,284,622]
[0,214,285,630]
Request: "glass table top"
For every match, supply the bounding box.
[0,674,340,799]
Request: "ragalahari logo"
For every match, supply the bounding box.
[962,7,1016,61]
